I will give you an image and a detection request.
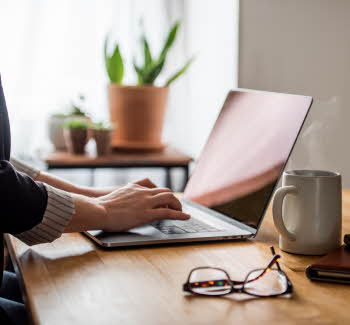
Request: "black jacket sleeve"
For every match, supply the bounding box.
[0,74,48,235]
[0,77,10,161]
[0,74,49,288]
[0,160,48,234]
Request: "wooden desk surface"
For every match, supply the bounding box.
[6,191,350,325]
[44,146,193,168]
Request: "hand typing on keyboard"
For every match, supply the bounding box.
[94,183,190,232]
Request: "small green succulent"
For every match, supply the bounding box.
[69,94,88,116]
[90,121,113,131]
[63,119,90,130]
[104,21,194,86]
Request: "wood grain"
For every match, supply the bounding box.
[44,146,193,167]
[6,191,350,325]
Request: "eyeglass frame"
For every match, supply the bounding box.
[183,247,293,298]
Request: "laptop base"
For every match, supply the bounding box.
[83,227,253,248]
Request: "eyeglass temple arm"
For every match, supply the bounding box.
[247,247,282,281]
[270,246,282,271]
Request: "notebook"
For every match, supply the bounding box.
[306,245,350,284]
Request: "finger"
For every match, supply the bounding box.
[148,208,191,221]
[149,192,182,211]
[148,187,172,195]
[134,178,157,188]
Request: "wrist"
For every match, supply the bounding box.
[65,194,108,232]
[94,197,113,231]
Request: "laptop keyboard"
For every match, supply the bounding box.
[151,218,220,235]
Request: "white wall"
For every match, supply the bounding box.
[239,0,350,187]
[165,0,239,159]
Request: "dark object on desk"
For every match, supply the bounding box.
[306,245,350,284]
[344,234,350,248]
[44,145,192,190]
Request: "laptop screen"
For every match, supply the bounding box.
[184,89,313,231]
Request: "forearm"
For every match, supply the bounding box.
[10,158,155,198]
[36,171,115,197]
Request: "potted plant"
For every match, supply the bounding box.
[48,113,69,151]
[105,21,193,150]
[48,94,91,151]
[90,121,113,156]
[63,119,90,155]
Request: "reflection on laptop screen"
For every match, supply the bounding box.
[184,90,312,229]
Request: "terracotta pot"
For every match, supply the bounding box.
[93,129,113,156]
[63,128,88,155]
[108,85,168,149]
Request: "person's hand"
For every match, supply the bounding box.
[133,178,157,188]
[81,178,158,197]
[96,183,190,232]
[76,178,157,197]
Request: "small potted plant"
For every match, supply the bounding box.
[48,94,91,151]
[48,113,69,151]
[63,119,90,155]
[105,21,193,149]
[90,121,113,156]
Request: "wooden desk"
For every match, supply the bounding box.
[43,146,193,190]
[6,191,350,325]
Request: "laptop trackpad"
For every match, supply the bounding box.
[87,225,160,241]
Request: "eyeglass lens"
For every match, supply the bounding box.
[244,269,288,296]
[189,268,232,295]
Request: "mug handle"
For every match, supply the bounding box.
[272,186,297,241]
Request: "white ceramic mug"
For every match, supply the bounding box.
[272,170,342,255]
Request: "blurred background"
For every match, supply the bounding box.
[0,0,238,189]
[1,0,350,188]
[0,0,237,156]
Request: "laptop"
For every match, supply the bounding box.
[85,89,313,248]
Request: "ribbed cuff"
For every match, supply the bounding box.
[10,157,40,179]
[15,185,75,246]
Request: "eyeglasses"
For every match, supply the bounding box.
[183,247,293,298]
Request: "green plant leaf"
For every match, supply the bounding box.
[143,37,153,68]
[132,21,181,86]
[160,21,180,59]
[165,57,194,86]
[63,119,90,130]
[71,105,86,116]
[104,36,124,84]
[142,56,166,84]
[109,45,124,84]
[133,59,144,85]
[91,121,113,130]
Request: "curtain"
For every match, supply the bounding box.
[0,0,238,160]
